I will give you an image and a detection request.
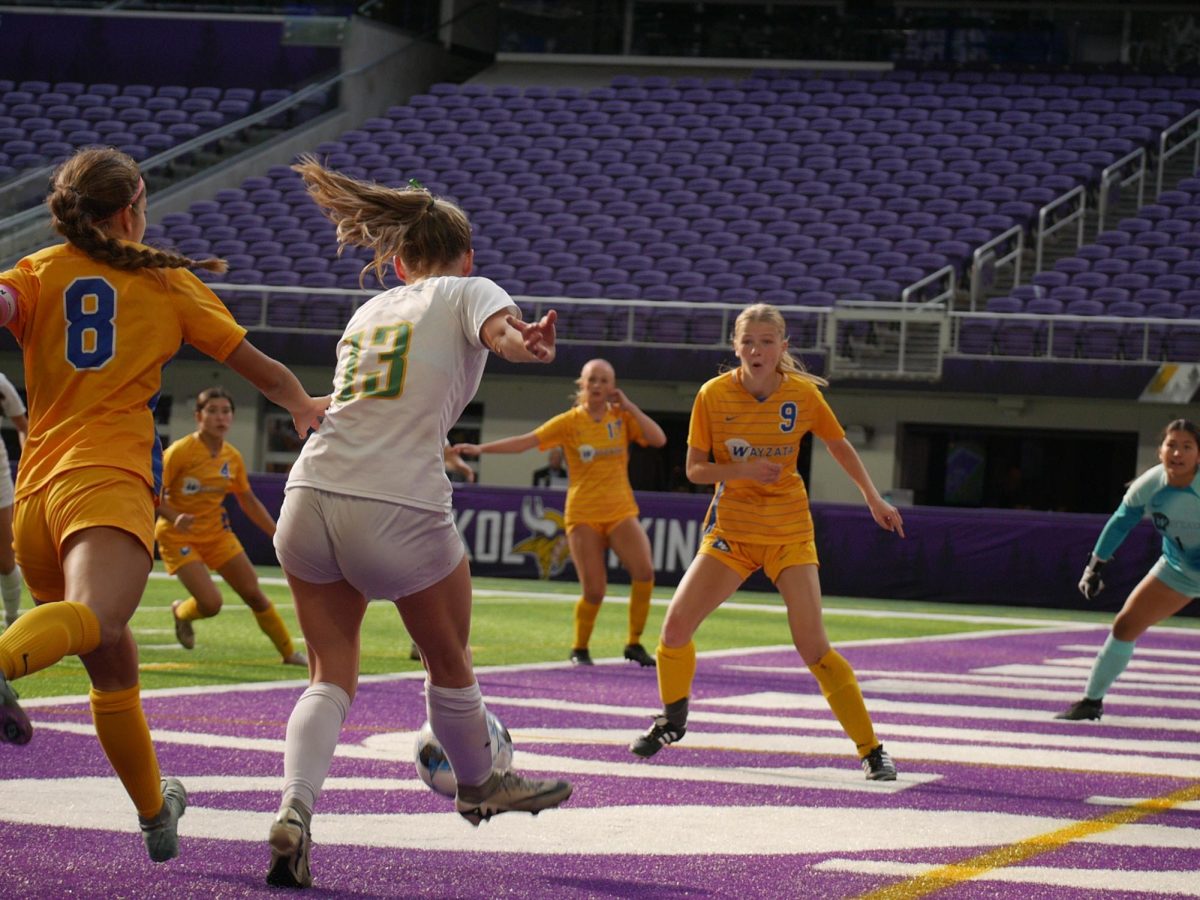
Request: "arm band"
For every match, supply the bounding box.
[0,284,17,327]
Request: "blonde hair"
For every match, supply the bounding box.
[292,154,472,286]
[48,147,226,274]
[730,303,828,386]
[573,358,614,407]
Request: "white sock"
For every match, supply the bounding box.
[280,682,350,814]
[425,680,492,790]
[0,566,21,622]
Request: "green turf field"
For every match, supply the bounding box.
[7,564,1197,698]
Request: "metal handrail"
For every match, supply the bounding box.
[969,224,1023,311]
[1096,147,1146,234]
[1156,108,1200,198]
[1034,185,1086,273]
[899,264,955,308]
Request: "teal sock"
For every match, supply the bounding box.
[1083,634,1135,701]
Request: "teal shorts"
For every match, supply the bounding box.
[1150,557,1200,598]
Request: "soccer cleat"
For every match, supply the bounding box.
[623,643,656,667]
[171,600,195,650]
[456,769,573,826]
[1055,697,1103,721]
[139,777,187,863]
[266,803,313,889]
[569,648,593,666]
[0,670,32,745]
[861,744,897,781]
[629,715,686,758]
[282,651,308,668]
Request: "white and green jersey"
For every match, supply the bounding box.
[287,275,515,513]
[1095,463,1200,575]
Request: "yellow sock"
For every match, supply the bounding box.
[808,648,879,757]
[572,598,600,650]
[174,597,206,622]
[90,684,164,818]
[253,604,295,658]
[0,600,101,680]
[656,640,696,706]
[627,580,653,645]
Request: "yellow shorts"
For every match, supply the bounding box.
[566,516,636,539]
[14,467,155,602]
[156,528,245,575]
[697,530,819,583]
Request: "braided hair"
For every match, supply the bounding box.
[291,154,472,287]
[48,147,226,274]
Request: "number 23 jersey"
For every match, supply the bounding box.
[1,243,246,500]
[287,275,515,513]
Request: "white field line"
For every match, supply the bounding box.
[143,570,1188,631]
[1087,795,1200,811]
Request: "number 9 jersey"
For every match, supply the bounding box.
[1,243,247,501]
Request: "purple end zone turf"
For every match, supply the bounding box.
[1,625,1197,897]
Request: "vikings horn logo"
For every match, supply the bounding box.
[513,495,571,579]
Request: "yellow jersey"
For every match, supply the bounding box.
[535,405,648,526]
[154,433,251,543]
[690,370,845,544]
[1,243,246,500]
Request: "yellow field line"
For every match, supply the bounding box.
[857,780,1200,899]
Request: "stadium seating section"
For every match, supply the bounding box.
[129,68,1200,355]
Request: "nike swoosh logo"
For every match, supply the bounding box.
[724,415,738,422]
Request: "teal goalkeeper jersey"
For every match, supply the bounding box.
[1094,464,1200,573]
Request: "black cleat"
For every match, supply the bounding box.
[623,643,656,667]
[861,744,897,781]
[630,715,686,758]
[1055,697,1103,721]
[569,648,593,666]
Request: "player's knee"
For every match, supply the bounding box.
[1111,618,1143,643]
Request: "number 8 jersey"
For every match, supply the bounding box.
[1,243,247,500]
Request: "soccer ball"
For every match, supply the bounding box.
[413,710,514,798]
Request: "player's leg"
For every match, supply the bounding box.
[565,523,608,664]
[216,550,305,665]
[268,571,364,888]
[0,502,23,627]
[66,525,190,858]
[630,552,744,757]
[397,553,571,824]
[606,516,656,667]
[1058,569,1192,721]
[168,560,222,650]
[775,563,895,780]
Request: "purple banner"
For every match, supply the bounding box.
[228,478,1172,614]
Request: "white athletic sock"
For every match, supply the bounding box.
[425,680,492,790]
[280,682,350,814]
[1,565,22,622]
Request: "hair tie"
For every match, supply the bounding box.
[408,178,435,212]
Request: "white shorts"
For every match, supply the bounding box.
[274,486,465,601]
[0,449,12,509]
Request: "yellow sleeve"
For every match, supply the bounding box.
[810,388,846,442]
[229,445,251,494]
[687,386,712,452]
[535,409,574,452]
[172,270,247,362]
[623,410,649,447]
[0,263,39,345]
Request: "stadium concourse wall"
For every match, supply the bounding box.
[224,476,1174,615]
